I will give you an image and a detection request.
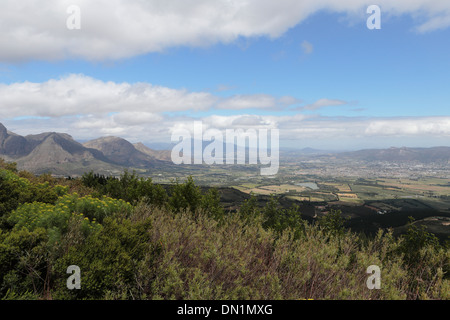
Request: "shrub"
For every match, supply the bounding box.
[261,196,305,240]
[52,216,158,300]
[81,170,168,206]
[0,227,49,298]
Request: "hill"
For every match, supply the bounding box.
[0,123,170,175]
[83,136,160,168]
[336,146,450,163]
[133,142,172,161]
[0,123,31,156]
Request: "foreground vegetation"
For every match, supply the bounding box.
[0,160,448,300]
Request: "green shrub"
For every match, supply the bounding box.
[81,170,168,206]
[261,196,305,240]
[0,169,64,218]
[52,216,158,300]
[0,227,49,298]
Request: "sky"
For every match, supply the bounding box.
[0,0,450,150]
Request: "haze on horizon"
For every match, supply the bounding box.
[1,0,450,151]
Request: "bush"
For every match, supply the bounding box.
[52,216,159,300]
[261,196,305,240]
[397,217,449,299]
[81,170,168,206]
[0,169,64,218]
[0,227,49,298]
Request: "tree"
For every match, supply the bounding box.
[168,176,202,214]
[318,208,346,237]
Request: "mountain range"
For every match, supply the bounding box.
[283,146,450,164]
[1,122,450,176]
[333,146,450,163]
[0,123,171,176]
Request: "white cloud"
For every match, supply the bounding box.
[0,74,218,118]
[4,113,450,149]
[0,74,300,118]
[300,98,348,111]
[215,94,299,110]
[1,0,450,62]
[365,117,450,136]
[216,94,276,110]
[1,74,450,149]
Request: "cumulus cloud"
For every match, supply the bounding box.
[4,112,450,149]
[0,75,300,118]
[365,117,450,136]
[1,0,450,62]
[0,74,216,118]
[1,74,449,148]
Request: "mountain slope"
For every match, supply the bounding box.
[0,123,174,175]
[0,123,31,156]
[336,146,450,163]
[15,133,120,175]
[133,142,172,161]
[83,136,163,168]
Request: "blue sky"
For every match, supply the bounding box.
[1,1,450,150]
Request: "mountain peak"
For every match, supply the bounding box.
[0,123,7,141]
[133,142,172,161]
[84,136,156,167]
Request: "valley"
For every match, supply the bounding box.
[1,122,449,241]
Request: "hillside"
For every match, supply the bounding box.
[133,142,172,161]
[0,123,170,175]
[0,162,447,300]
[0,123,31,156]
[336,146,450,163]
[3,121,450,176]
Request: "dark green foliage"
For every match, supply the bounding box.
[0,169,61,218]
[0,227,49,298]
[396,217,449,299]
[238,194,260,220]
[399,217,441,264]
[261,196,305,240]
[0,174,30,217]
[52,216,159,300]
[81,170,167,206]
[168,176,202,213]
[200,187,224,220]
[167,176,224,220]
[318,208,346,237]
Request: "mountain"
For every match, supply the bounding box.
[133,142,172,161]
[15,132,118,175]
[0,123,31,156]
[0,123,171,176]
[3,121,450,175]
[335,146,450,163]
[83,136,164,168]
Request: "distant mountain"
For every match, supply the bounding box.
[0,123,31,156]
[133,142,172,161]
[335,146,450,163]
[83,136,156,168]
[0,123,171,175]
[16,133,116,174]
[2,121,450,175]
[281,147,336,155]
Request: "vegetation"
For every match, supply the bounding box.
[0,160,448,300]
